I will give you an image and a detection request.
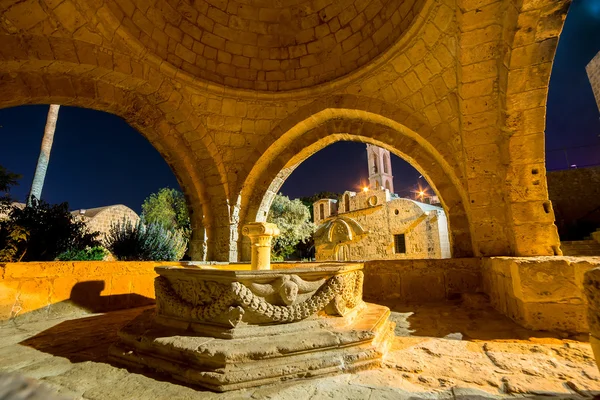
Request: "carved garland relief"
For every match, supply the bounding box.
[155,271,364,326]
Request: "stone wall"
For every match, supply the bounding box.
[0,0,570,261]
[315,196,449,260]
[0,261,186,321]
[362,258,482,303]
[482,257,600,333]
[586,50,600,111]
[547,166,600,240]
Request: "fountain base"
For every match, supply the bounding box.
[109,263,395,392]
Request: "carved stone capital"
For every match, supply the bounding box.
[242,222,280,270]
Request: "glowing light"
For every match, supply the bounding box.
[419,191,425,197]
[363,187,369,192]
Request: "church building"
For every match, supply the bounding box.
[313,145,451,261]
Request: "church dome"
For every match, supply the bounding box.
[108,0,425,91]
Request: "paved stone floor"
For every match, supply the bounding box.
[1,302,600,399]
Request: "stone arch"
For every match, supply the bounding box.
[0,53,229,260]
[238,102,473,260]
[344,193,350,212]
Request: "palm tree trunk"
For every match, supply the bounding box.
[28,104,60,206]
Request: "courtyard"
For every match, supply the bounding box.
[1,0,600,398]
[1,301,599,399]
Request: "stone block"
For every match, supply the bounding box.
[17,279,52,316]
[521,302,588,333]
[513,258,582,303]
[401,271,446,302]
[363,272,401,301]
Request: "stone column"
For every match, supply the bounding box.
[242,222,280,270]
[584,267,600,372]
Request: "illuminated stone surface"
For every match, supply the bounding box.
[2,303,600,398]
[0,0,571,261]
[108,264,395,392]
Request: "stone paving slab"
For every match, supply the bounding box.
[1,304,600,399]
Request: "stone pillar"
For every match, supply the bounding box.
[242,222,280,270]
[584,267,600,372]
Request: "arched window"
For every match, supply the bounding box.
[319,203,325,220]
[344,193,350,212]
[376,179,381,189]
[383,154,389,174]
[373,153,379,173]
[385,180,391,191]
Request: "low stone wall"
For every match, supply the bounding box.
[4,258,600,335]
[0,261,187,321]
[482,257,600,333]
[362,258,483,303]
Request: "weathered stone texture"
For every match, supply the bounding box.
[586,50,600,111]
[314,191,450,261]
[0,261,188,321]
[483,256,600,333]
[72,204,139,239]
[362,258,482,303]
[0,0,572,261]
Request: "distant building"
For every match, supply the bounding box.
[72,205,139,238]
[586,50,600,112]
[312,145,451,261]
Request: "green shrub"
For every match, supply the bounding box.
[0,198,101,262]
[57,246,107,261]
[105,218,187,261]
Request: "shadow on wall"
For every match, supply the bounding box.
[8,281,155,323]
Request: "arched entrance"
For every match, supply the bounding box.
[0,60,227,260]
[238,102,473,261]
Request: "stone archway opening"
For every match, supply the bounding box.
[0,103,205,260]
[270,140,451,261]
[245,139,452,262]
[238,108,472,262]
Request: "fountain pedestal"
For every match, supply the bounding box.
[109,224,395,392]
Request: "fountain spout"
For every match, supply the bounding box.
[242,222,280,270]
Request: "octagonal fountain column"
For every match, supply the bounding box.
[242,222,279,270]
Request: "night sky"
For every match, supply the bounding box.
[0,1,599,212]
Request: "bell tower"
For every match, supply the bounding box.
[366,144,394,193]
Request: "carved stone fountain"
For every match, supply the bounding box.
[109,222,395,392]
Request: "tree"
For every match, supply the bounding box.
[0,165,21,209]
[141,188,190,239]
[0,198,101,262]
[267,194,315,261]
[28,104,60,206]
[0,165,20,194]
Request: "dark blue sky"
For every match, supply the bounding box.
[1,0,599,212]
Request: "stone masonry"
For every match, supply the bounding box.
[587,50,600,111]
[313,188,451,260]
[0,0,571,261]
[72,204,139,239]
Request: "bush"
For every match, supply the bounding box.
[105,218,186,261]
[57,246,107,261]
[268,194,315,261]
[0,198,101,262]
